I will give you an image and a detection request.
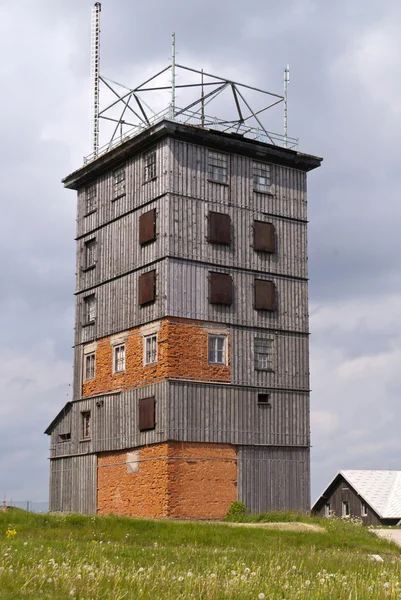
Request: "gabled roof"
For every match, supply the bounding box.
[313,470,401,519]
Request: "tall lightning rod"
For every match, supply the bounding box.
[170,32,176,120]
[91,3,101,157]
[284,64,290,148]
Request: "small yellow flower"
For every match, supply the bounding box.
[5,529,17,538]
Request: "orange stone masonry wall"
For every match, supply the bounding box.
[97,442,237,519]
[83,318,230,397]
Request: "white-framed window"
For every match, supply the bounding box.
[84,238,96,269]
[208,335,227,364]
[113,166,126,198]
[144,150,156,182]
[361,502,368,517]
[85,184,97,214]
[208,151,228,183]
[342,501,350,517]
[113,344,126,373]
[324,503,331,517]
[81,411,91,440]
[84,352,95,380]
[144,334,158,365]
[254,338,273,371]
[83,294,96,324]
[253,161,271,193]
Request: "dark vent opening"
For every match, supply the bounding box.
[258,393,271,405]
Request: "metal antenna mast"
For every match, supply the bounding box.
[284,64,290,148]
[170,32,176,120]
[91,3,101,157]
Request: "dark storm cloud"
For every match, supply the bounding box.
[1,0,401,503]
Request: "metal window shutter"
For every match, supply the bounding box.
[138,396,156,431]
[208,211,231,245]
[209,272,233,305]
[254,279,276,311]
[253,221,275,252]
[138,270,156,305]
[139,209,156,245]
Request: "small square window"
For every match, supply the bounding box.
[85,184,97,214]
[208,335,227,364]
[113,167,126,199]
[84,353,96,381]
[83,295,96,324]
[58,433,71,443]
[84,239,96,269]
[144,334,158,365]
[208,152,228,183]
[361,502,368,517]
[113,344,126,373]
[325,503,331,517]
[81,411,91,440]
[254,338,274,371]
[144,150,156,182]
[342,501,350,517]
[257,393,271,405]
[253,162,271,192]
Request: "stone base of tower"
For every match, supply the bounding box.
[97,442,237,519]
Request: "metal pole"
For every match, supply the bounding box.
[201,69,205,127]
[284,64,289,148]
[170,32,176,120]
[91,3,101,157]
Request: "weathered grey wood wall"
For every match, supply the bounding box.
[49,454,97,514]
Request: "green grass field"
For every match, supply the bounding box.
[0,509,400,599]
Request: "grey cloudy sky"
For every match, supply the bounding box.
[1,0,400,505]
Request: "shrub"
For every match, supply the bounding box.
[225,502,247,520]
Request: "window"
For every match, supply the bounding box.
[208,335,227,364]
[85,184,97,214]
[84,239,96,269]
[257,393,271,406]
[84,353,95,380]
[325,503,331,517]
[208,151,228,183]
[144,150,156,182]
[113,344,126,373]
[254,338,273,371]
[253,221,275,253]
[209,272,233,305]
[138,397,156,431]
[58,433,71,443]
[138,270,156,305]
[253,161,271,192]
[254,279,276,311]
[81,411,91,440]
[342,501,350,517]
[361,502,368,517]
[113,166,126,199]
[144,334,158,365]
[208,212,231,245]
[139,209,156,245]
[83,294,96,324]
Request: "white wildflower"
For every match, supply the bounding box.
[244,568,250,574]
[178,576,184,582]
[258,594,266,600]
[187,571,193,577]
[305,580,311,586]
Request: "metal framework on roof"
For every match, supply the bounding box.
[88,3,297,164]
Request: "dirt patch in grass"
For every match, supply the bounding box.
[223,521,325,533]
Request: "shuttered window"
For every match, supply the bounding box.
[144,150,156,182]
[84,238,96,269]
[208,152,228,183]
[83,294,96,324]
[208,212,231,245]
[85,184,97,215]
[113,166,126,199]
[138,270,156,305]
[253,161,271,192]
[139,209,156,245]
[254,221,275,253]
[209,272,233,306]
[138,396,156,431]
[84,353,96,380]
[254,279,276,311]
